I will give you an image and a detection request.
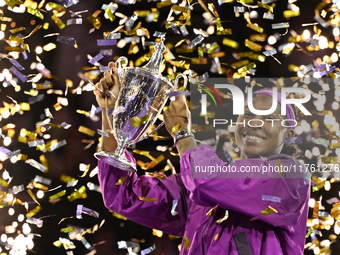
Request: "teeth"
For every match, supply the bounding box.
[245,135,263,141]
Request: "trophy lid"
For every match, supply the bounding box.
[141,36,166,74]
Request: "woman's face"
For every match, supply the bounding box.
[235,94,294,159]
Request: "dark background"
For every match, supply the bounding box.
[0,0,339,254]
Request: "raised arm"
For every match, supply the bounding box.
[98,151,188,236]
[93,61,120,152]
[179,146,310,229]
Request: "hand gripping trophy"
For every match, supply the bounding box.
[94,36,187,172]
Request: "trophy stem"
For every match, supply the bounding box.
[94,136,137,172]
[115,136,129,157]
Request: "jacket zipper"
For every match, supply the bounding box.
[201,214,212,255]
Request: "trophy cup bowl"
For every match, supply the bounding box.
[94,44,187,172]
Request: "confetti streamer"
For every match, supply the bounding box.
[271,22,290,29]
[171,199,178,216]
[9,66,27,82]
[138,196,156,202]
[9,58,25,70]
[88,53,104,65]
[188,34,204,49]
[78,126,95,137]
[141,244,155,255]
[262,195,281,203]
[261,206,278,215]
[97,39,117,46]
[27,189,41,205]
[67,18,82,25]
[57,35,76,46]
[25,159,47,172]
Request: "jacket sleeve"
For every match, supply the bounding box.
[98,150,188,236]
[180,146,310,229]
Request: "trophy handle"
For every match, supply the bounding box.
[115,56,128,79]
[173,73,188,90]
[133,122,165,143]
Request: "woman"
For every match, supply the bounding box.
[93,61,311,255]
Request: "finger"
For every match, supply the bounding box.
[111,64,120,90]
[108,62,115,73]
[175,95,186,102]
[94,86,105,99]
[94,83,104,93]
[100,77,109,91]
[104,71,113,88]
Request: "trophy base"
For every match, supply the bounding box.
[94,151,137,172]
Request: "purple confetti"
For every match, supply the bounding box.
[9,58,25,70]
[262,195,281,203]
[99,66,109,72]
[314,63,326,72]
[318,65,336,77]
[22,51,28,60]
[56,35,76,46]
[25,159,46,172]
[100,49,113,56]
[0,147,11,156]
[9,66,27,82]
[76,204,83,219]
[141,244,156,255]
[88,53,104,65]
[169,90,190,97]
[97,39,117,46]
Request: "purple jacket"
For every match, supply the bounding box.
[98,146,310,255]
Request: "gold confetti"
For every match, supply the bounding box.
[0,178,8,188]
[130,115,150,127]
[147,172,166,181]
[156,0,172,8]
[17,154,28,160]
[78,126,95,137]
[26,205,41,218]
[184,236,190,249]
[321,157,338,163]
[257,1,274,13]
[60,175,77,183]
[111,211,128,220]
[51,15,66,29]
[246,22,264,33]
[53,102,62,111]
[87,13,101,29]
[261,205,278,215]
[105,7,115,22]
[116,177,126,185]
[27,189,41,205]
[67,186,87,201]
[245,39,262,52]
[40,154,49,172]
[138,196,156,202]
[222,38,239,48]
[43,42,56,51]
[313,201,319,218]
[27,7,44,20]
[49,190,66,203]
[238,62,256,73]
[329,143,340,149]
[9,26,25,33]
[60,227,75,233]
[283,10,300,18]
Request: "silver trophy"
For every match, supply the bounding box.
[94,37,187,172]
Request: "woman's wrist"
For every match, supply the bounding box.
[173,129,194,145]
[176,136,197,157]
